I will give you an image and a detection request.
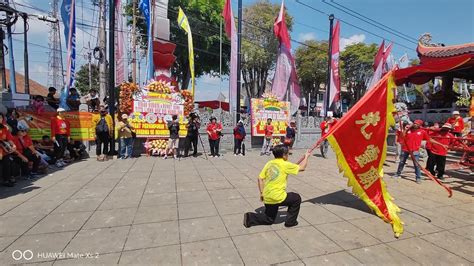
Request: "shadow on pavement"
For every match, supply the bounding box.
[303,189,373,215]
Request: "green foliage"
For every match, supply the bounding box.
[294,40,328,97]
[241,0,293,98]
[340,42,378,103]
[124,0,229,89]
[409,58,420,66]
[75,64,100,95]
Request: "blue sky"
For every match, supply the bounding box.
[9,0,474,101]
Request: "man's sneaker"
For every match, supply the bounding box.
[163,156,167,160]
[174,155,178,159]
[55,162,63,168]
[243,213,251,228]
[392,174,401,179]
[284,221,298,228]
[234,154,237,156]
[416,179,422,184]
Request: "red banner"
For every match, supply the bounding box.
[326,71,403,237]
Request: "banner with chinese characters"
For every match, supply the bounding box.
[18,111,95,140]
[130,80,193,138]
[325,71,403,237]
[250,96,290,137]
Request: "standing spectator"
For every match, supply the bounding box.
[284,121,297,152]
[117,114,134,159]
[11,124,41,179]
[427,123,454,180]
[393,120,446,183]
[51,108,71,168]
[207,116,223,157]
[93,105,113,161]
[165,115,180,159]
[261,118,274,156]
[83,89,100,112]
[233,120,246,156]
[319,113,338,158]
[0,113,16,187]
[46,87,60,110]
[447,111,464,137]
[184,113,200,157]
[66,88,81,111]
[425,122,439,172]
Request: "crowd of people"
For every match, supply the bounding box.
[393,111,466,183]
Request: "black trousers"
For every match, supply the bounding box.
[1,155,13,183]
[95,132,110,156]
[427,153,447,179]
[234,138,243,154]
[23,149,40,173]
[184,135,198,157]
[247,192,301,227]
[426,149,435,170]
[209,139,220,156]
[54,134,68,160]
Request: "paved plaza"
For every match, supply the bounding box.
[0,149,472,265]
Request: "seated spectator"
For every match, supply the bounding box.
[66,88,81,111]
[67,140,88,161]
[35,136,56,164]
[6,108,19,134]
[46,87,60,110]
[0,113,16,187]
[83,89,100,112]
[11,124,41,180]
[31,95,46,114]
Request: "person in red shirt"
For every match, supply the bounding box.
[261,118,274,156]
[50,108,71,167]
[12,124,41,179]
[393,119,447,183]
[0,113,17,187]
[394,122,409,163]
[206,116,223,157]
[425,122,440,172]
[447,111,464,137]
[427,123,454,180]
[319,113,337,158]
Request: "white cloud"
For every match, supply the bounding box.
[298,32,317,42]
[340,34,366,50]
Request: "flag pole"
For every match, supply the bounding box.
[108,0,116,154]
[236,0,242,123]
[324,14,334,118]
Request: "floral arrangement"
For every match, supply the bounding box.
[119,82,140,114]
[262,92,279,102]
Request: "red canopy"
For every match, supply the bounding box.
[394,53,474,85]
[196,101,229,111]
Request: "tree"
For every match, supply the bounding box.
[124,0,229,90]
[75,64,100,95]
[241,0,293,99]
[294,40,328,100]
[340,42,378,104]
[409,58,420,66]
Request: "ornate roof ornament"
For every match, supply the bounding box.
[418,33,444,47]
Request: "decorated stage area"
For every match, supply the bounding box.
[0,149,472,265]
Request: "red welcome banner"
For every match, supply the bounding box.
[325,71,403,237]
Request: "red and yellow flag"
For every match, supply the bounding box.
[325,70,403,237]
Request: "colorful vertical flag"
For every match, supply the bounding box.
[325,71,403,237]
[222,0,237,116]
[177,7,195,96]
[272,0,301,114]
[60,0,76,110]
[398,53,409,69]
[328,20,341,112]
[139,0,154,81]
[368,41,393,91]
[115,0,125,86]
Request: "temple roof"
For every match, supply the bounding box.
[417,42,474,59]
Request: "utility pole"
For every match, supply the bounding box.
[0,29,6,90]
[236,0,242,122]
[47,0,64,90]
[108,0,116,153]
[324,14,334,118]
[87,41,92,92]
[131,0,137,82]
[98,0,107,104]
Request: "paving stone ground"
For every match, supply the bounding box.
[0,149,472,265]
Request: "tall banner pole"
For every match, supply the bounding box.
[236,0,242,123]
[324,14,334,117]
[108,0,116,153]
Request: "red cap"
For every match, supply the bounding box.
[414,120,424,126]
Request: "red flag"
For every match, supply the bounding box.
[326,71,403,237]
[273,0,291,50]
[373,40,385,71]
[222,0,238,115]
[115,0,125,86]
[329,20,340,109]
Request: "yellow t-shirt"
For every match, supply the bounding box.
[259,158,300,204]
